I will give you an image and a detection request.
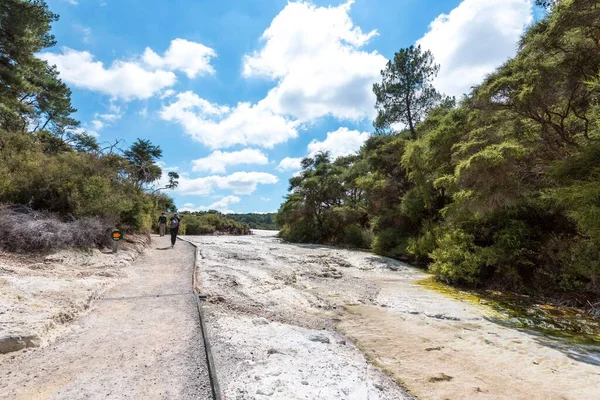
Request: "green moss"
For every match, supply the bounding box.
[417,277,600,347]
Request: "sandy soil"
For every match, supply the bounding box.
[0,237,147,354]
[0,236,211,399]
[190,230,600,400]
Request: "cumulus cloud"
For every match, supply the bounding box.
[160,89,176,99]
[307,127,369,158]
[417,0,533,98]
[191,148,269,174]
[243,0,387,121]
[39,48,176,100]
[161,1,384,149]
[179,196,241,213]
[277,157,303,172]
[176,171,278,196]
[142,38,216,78]
[39,39,216,100]
[160,92,298,149]
[90,102,123,133]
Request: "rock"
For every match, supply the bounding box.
[374,384,384,391]
[267,348,281,355]
[257,387,275,396]
[301,380,309,385]
[308,333,330,344]
[337,340,346,345]
[253,318,270,326]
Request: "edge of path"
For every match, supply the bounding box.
[178,236,222,400]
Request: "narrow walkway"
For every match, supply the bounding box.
[0,236,211,400]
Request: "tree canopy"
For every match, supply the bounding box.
[373,45,444,138]
[279,1,600,296]
[0,0,178,234]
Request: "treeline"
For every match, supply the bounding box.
[0,0,178,249]
[177,211,250,235]
[278,1,600,295]
[227,213,278,230]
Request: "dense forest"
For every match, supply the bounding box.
[227,213,278,230]
[0,0,179,250]
[278,0,600,296]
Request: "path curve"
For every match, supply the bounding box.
[0,236,211,400]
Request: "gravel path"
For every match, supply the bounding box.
[0,236,212,400]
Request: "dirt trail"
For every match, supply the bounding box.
[191,230,600,400]
[0,236,211,400]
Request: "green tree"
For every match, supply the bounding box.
[0,0,84,147]
[124,139,163,187]
[373,45,443,138]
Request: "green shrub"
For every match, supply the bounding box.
[429,229,484,285]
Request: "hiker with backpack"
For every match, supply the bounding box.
[170,213,180,248]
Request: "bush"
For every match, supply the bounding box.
[337,225,371,248]
[0,204,110,252]
[178,211,250,236]
[429,229,484,285]
[372,228,411,259]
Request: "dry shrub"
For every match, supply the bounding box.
[0,204,111,252]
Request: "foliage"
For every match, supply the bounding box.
[226,213,279,230]
[124,138,163,188]
[177,211,250,236]
[0,0,178,247]
[373,45,446,138]
[279,1,600,295]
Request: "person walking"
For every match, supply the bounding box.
[158,212,167,237]
[170,213,181,249]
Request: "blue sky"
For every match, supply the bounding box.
[43,0,539,213]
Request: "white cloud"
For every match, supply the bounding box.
[160,2,383,149]
[260,197,271,202]
[308,127,369,158]
[179,196,241,213]
[74,25,92,43]
[160,91,298,149]
[160,89,176,99]
[277,157,303,172]
[192,149,269,174]
[91,120,104,130]
[88,102,123,136]
[39,39,216,100]
[176,171,278,196]
[243,0,386,122]
[417,0,533,98]
[142,38,216,78]
[39,48,176,100]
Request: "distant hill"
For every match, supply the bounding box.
[226,213,279,230]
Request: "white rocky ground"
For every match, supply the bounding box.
[0,237,147,354]
[191,230,600,400]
